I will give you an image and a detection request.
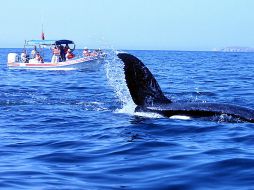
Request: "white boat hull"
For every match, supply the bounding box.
[7,56,104,70]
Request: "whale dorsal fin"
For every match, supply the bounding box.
[117,53,171,106]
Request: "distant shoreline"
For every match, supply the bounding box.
[213,47,254,52]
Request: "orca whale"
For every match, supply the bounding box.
[117,53,254,123]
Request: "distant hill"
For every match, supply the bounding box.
[213,46,254,52]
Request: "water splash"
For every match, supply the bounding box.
[103,50,165,118]
[104,50,136,114]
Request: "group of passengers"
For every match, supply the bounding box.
[82,47,104,57]
[21,47,44,63]
[20,45,102,64]
[51,44,75,63]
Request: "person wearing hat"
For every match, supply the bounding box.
[65,49,75,60]
[83,47,90,57]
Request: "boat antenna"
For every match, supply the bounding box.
[41,8,45,40]
[40,9,45,59]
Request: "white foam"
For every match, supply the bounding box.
[81,101,108,111]
[115,50,127,54]
[114,102,136,115]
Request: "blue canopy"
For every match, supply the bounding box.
[55,40,74,45]
[25,40,75,46]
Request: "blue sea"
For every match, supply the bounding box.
[0,48,254,190]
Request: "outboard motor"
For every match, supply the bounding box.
[8,53,19,63]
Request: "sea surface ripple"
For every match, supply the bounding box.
[0,49,254,189]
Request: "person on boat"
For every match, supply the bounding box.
[31,46,37,58]
[35,52,44,63]
[51,46,60,63]
[59,45,66,62]
[83,47,90,57]
[97,48,103,55]
[97,48,106,57]
[65,49,75,60]
[90,50,99,57]
[21,50,29,63]
[64,44,69,54]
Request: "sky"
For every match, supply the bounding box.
[0,0,253,50]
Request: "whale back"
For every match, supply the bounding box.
[117,53,171,106]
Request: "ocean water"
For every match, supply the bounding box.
[0,48,254,189]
